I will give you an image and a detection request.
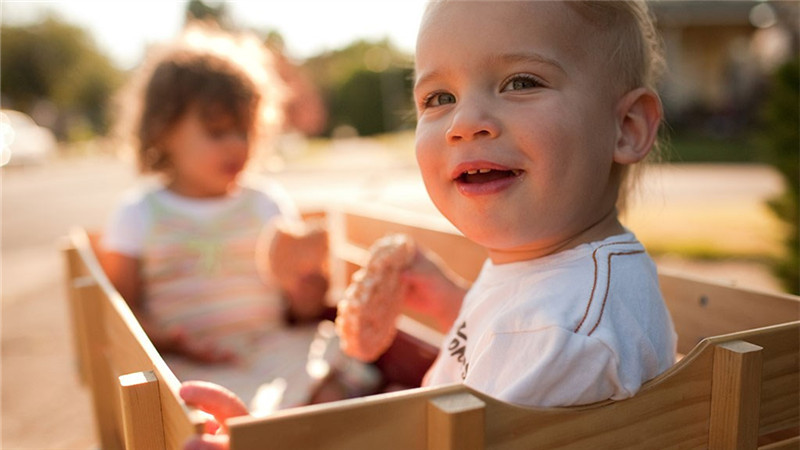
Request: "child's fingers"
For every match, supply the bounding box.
[183,434,230,450]
[203,418,221,435]
[179,381,249,428]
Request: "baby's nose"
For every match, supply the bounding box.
[445,102,500,143]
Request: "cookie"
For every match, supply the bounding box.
[336,234,416,362]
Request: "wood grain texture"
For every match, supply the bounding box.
[65,206,800,450]
[709,340,763,448]
[428,392,485,450]
[119,371,166,450]
[64,228,204,449]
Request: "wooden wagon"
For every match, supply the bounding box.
[62,204,800,449]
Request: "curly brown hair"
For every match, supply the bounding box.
[114,22,285,174]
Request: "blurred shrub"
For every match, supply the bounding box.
[759,57,799,294]
[1,17,122,141]
[302,40,414,137]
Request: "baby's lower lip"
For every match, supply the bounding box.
[454,171,522,196]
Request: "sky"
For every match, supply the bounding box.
[1,1,428,70]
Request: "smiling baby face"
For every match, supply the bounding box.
[414,1,649,263]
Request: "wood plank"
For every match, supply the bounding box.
[228,339,720,449]
[759,436,800,450]
[74,281,124,450]
[69,228,205,449]
[229,385,466,449]
[119,371,166,450]
[427,392,485,450]
[334,207,487,283]
[659,270,800,355]
[709,340,763,448]
[62,241,91,386]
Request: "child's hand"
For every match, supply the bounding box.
[286,271,330,322]
[180,380,249,450]
[259,219,330,322]
[146,325,237,364]
[401,248,469,332]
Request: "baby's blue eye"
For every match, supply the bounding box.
[424,92,456,107]
[501,75,542,92]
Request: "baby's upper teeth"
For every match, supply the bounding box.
[466,169,492,175]
[478,169,492,174]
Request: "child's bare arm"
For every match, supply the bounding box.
[260,219,330,322]
[101,252,179,348]
[100,251,235,363]
[101,251,142,309]
[401,248,469,333]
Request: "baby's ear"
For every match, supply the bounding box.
[613,87,662,165]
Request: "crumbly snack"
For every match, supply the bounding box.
[336,234,416,362]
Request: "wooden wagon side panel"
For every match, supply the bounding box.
[64,228,204,450]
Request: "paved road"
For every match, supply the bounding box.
[1,151,785,449]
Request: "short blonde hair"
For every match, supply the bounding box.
[568,1,665,93]
[114,22,285,173]
[568,1,666,212]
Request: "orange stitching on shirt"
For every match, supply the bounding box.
[587,250,644,336]
[573,241,639,334]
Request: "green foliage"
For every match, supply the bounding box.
[758,57,800,294]
[302,40,414,136]
[185,0,231,28]
[0,17,122,140]
[663,131,763,163]
[331,68,414,136]
[186,0,227,22]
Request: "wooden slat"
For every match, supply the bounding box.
[659,270,800,355]
[74,281,124,450]
[62,241,91,386]
[760,436,800,450]
[229,385,466,449]
[709,340,763,448]
[120,370,166,450]
[427,392,485,450]
[228,338,720,449]
[334,206,487,283]
[734,323,800,438]
[226,323,799,449]
[66,228,204,449]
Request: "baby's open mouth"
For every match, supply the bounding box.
[457,168,523,184]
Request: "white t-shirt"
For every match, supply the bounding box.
[423,232,677,408]
[103,178,300,258]
[101,177,302,348]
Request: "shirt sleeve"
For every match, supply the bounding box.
[101,192,150,257]
[248,178,302,225]
[464,326,630,407]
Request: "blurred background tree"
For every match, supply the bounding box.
[759,57,799,294]
[301,39,414,138]
[1,17,122,141]
[186,0,228,25]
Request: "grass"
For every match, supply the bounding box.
[624,199,785,262]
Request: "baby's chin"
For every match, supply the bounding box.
[455,223,530,252]
[456,223,573,263]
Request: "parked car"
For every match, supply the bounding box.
[0,109,57,167]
